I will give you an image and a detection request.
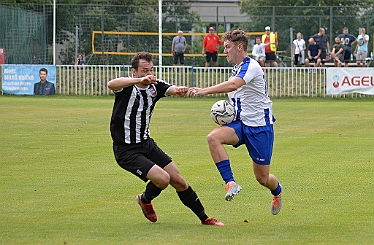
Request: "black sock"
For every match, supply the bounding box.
[141,181,163,204]
[177,186,209,222]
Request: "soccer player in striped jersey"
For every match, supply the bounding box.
[107,52,223,226]
[190,29,282,215]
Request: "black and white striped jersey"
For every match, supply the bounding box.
[110,79,171,144]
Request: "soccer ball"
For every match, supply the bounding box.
[210,100,236,125]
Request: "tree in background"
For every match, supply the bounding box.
[0,0,201,65]
[59,0,200,65]
[238,0,372,57]
[3,1,371,65]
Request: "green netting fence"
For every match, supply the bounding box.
[0,4,48,64]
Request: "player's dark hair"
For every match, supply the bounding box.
[222,29,248,52]
[132,52,153,70]
[39,67,48,74]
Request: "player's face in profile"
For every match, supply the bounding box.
[39,71,47,82]
[134,59,154,78]
[224,41,239,63]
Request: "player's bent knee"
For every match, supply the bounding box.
[207,130,218,143]
[147,167,170,189]
[256,176,268,187]
[153,176,170,189]
[207,130,224,146]
[169,175,189,191]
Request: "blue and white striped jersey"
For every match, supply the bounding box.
[228,56,275,127]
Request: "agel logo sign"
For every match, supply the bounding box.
[331,74,374,88]
[326,68,374,95]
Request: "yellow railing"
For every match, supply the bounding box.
[91,31,269,56]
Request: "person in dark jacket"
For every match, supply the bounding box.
[33,68,55,95]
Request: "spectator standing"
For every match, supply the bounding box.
[292,32,306,67]
[252,37,267,67]
[338,27,357,67]
[354,28,370,67]
[262,26,278,67]
[331,37,345,67]
[202,27,222,69]
[74,54,86,69]
[171,30,187,69]
[305,38,321,70]
[312,28,330,67]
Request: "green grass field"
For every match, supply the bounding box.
[0,95,373,245]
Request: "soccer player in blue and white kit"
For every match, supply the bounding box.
[190,29,282,215]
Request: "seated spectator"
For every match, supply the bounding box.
[305,38,321,70]
[331,37,345,67]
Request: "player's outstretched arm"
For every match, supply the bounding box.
[167,86,188,97]
[107,75,157,91]
[189,77,245,97]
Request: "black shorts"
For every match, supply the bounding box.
[206,51,218,62]
[265,52,276,62]
[320,51,327,64]
[343,49,351,62]
[113,138,172,182]
[173,52,184,65]
[308,57,321,63]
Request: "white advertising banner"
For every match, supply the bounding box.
[326,68,374,95]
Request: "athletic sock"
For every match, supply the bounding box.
[141,181,163,204]
[216,160,235,183]
[177,186,209,222]
[271,182,282,196]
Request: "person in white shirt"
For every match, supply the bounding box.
[189,29,282,215]
[354,28,370,67]
[292,32,306,67]
[252,37,267,66]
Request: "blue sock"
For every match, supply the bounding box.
[271,182,282,196]
[216,160,235,183]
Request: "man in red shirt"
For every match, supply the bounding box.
[202,27,222,69]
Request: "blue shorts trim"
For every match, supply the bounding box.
[226,120,274,165]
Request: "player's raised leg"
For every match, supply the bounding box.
[207,125,242,201]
